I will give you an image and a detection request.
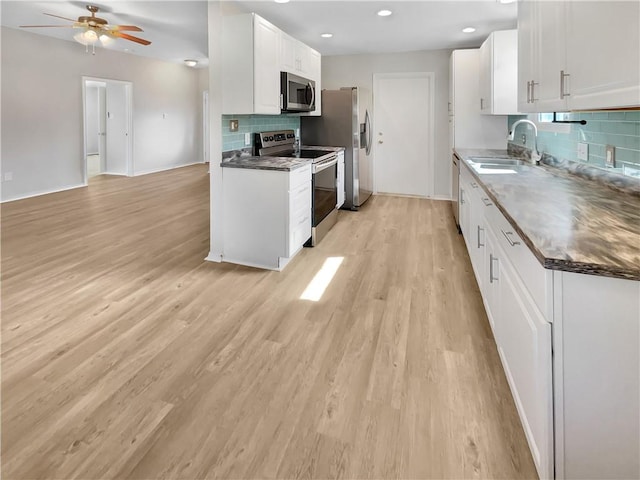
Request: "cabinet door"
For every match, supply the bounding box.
[566,1,640,110]
[534,0,568,112]
[279,32,296,73]
[479,36,492,113]
[253,16,281,114]
[483,225,500,336]
[497,258,553,480]
[295,42,310,75]
[517,0,536,112]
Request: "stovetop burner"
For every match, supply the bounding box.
[255,130,336,163]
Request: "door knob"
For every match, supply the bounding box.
[378,140,384,144]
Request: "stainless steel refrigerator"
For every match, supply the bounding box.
[301,87,373,210]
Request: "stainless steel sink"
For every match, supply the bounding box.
[469,156,528,166]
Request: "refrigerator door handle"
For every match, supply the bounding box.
[365,110,372,155]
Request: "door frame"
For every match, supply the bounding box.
[203,90,210,164]
[82,76,133,184]
[372,72,435,198]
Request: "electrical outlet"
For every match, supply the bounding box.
[4,172,13,181]
[577,142,589,161]
[229,119,239,132]
[521,133,527,145]
[244,133,251,146]
[606,145,616,167]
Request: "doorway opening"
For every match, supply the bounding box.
[82,77,133,184]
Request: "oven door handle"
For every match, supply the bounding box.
[313,156,338,173]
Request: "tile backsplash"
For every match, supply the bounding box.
[222,115,300,152]
[508,111,640,176]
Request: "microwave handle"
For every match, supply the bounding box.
[308,82,315,110]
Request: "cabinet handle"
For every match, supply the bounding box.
[477,225,485,248]
[480,98,484,110]
[560,70,570,98]
[489,254,498,283]
[501,229,521,246]
[460,189,465,204]
[531,81,539,102]
[526,80,532,103]
[471,182,478,189]
[481,197,492,206]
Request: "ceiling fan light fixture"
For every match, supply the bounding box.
[74,28,99,45]
[184,59,198,67]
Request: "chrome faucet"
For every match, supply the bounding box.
[508,119,541,165]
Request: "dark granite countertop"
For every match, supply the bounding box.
[220,146,344,172]
[221,156,311,172]
[455,148,640,281]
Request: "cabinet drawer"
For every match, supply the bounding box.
[289,215,311,255]
[486,205,550,316]
[289,166,312,190]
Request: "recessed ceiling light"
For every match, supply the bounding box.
[498,0,516,3]
[377,9,393,17]
[184,59,198,67]
[321,33,333,38]
[274,0,290,3]
[462,27,476,33]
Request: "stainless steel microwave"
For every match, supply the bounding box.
[281,72,316,113]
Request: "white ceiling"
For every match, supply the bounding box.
[0,1,517,65]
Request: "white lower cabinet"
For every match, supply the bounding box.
[461,162,553,479]
[460,161,640,479]
[494,243,553,479]
[222,165,311,270]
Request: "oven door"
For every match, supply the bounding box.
[281,72,316,113]
[312,157,338,226]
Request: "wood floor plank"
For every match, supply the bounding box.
[1,165,538,479]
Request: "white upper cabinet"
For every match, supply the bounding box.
[253,16,281,114]
[222,13,322,116]
[222,14,280,115]
[565,1,640,110]
[518,0,640,112]
[479,30,519,115]
[279,32,315,77]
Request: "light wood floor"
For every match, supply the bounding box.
[1,165,537,479]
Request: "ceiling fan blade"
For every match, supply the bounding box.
[112,32,151,46]
[108,25,143,32]
[43,13,78,22]
[20,24,76,28]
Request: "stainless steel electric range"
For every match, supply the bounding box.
[255,130,339,246]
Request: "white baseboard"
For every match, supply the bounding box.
[205,251,223,263]
[134,161,205,177]
[1,183,86,203]
[430,194,453,201]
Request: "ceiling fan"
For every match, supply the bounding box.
[20,4,151,54]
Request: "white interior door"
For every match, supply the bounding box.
[373,73,433,197]
[98,86,106,172]
[105,82,130,176]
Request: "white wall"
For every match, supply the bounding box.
[322,50,453,199]
[0,27,204,202]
